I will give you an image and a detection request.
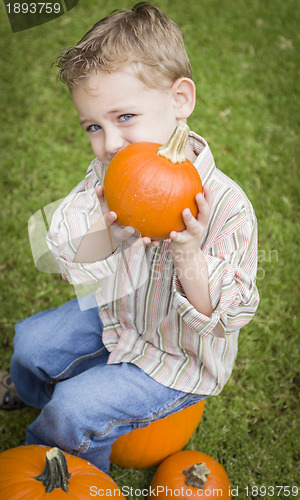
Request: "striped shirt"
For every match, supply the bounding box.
[47,131,260,395]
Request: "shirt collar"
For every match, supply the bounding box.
[188,130,216,185]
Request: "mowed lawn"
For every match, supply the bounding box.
[0,0,299,498]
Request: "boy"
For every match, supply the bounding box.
[2,2,259,472]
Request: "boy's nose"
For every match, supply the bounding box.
[104,131,127,161]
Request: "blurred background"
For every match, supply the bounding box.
[0,0,299,496]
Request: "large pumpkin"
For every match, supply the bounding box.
[104,122,203,240]
[148,450,231,499]
[0,445,125,499]
[110,399,205,469]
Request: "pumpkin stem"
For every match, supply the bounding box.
[34,447,71,493]
[157,121,190,163]
[183,462,211,489]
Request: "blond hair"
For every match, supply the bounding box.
[56,2,192,89]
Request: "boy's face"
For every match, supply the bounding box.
[71,65,183,168]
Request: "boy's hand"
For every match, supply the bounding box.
[96,186,152,248]
[96,186,135,247]
[169,185,213,253]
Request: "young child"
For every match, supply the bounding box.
[4,2,259,472]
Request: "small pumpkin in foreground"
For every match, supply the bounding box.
[0,445,125,499]
[148,450,231,499]
[110,399,205,469]
[104,121,203,240]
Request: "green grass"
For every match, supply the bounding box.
[0,0,299,498]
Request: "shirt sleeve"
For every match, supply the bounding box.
[46,178,120,286]
[172,208,260,339]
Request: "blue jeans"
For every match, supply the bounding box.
[10,298,205,472]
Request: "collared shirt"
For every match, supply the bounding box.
[47,131,260,395]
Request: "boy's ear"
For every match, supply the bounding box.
[171,77,196,119]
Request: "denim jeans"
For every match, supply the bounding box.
[10,297,205,472]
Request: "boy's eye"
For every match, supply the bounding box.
[119,114,134,122]
[87,124,102,132]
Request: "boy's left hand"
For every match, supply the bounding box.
[169,184,213,253]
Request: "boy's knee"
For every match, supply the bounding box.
[44,381,86,435]
[14,316,43,357]
[12,313,55,372]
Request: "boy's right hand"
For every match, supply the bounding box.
[96,185,136,249]
[96,185,160,249]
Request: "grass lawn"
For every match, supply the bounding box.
[0,0,299,498]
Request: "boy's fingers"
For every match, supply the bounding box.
[121,226,135,239]
[96,185,117,223]
[195,186,213,224]
[182,209,200,235]
[104,211,117,226]
[170,230,186,243]
[195,193,210,218]
[96,185,104,199]
[202,184,214,208]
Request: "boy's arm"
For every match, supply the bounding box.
[171,184,259,336]
[73,185,133,263]
[170,185,214,317]
[171,247,213,317]
[73,185,155,263]
[73,211,114,263]
[46,179,122,284]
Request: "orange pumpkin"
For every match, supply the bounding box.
[110,400,205,469]
[104,122,203,240]
[148,450,231,499]
[0,445,125,499]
